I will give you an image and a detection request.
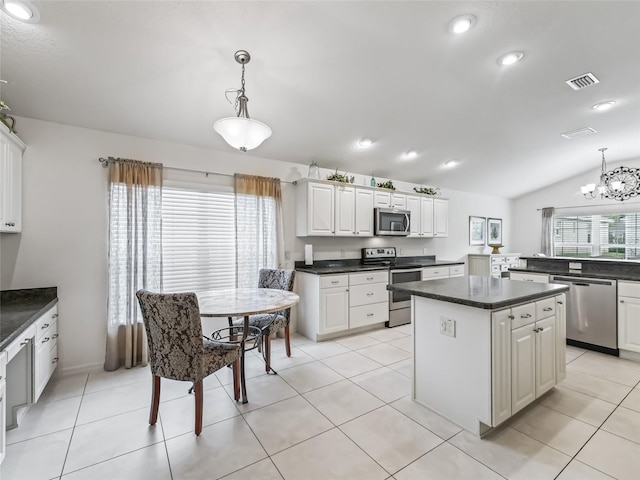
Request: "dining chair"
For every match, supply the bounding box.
[136,290,242,436]
[231,269,296,372]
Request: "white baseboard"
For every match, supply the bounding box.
[59,361,104,377]
[619,349,640,363]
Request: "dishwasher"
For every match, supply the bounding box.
[550,275,618,355]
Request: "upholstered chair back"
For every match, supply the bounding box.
[258,268,296,319]
[136,290,205,383]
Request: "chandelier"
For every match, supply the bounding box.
[581,148,640,201]
[213,50,272,152]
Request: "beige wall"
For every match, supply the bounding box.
[1,117,512,374]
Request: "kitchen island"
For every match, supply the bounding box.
[388,276,568,437]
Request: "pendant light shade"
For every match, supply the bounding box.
[213,50,272,152]
[213,117,272,152]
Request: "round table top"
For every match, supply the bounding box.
[196,288,299,317]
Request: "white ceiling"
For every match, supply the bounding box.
[2,1,639,198]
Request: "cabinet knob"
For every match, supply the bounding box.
[52,357,59,363]
[42,337,50,343]
[331,280,339,284]
[543,307,553,312]
[521,313,532,318]
[52,334,59,339]
[366,292,374,296]
[42,323,50,329]
[0,375,3,380]
[620,300,625,303]
[508,315,515,319]
[366,277,374,280]
[557,301,563,305]
[367,313,374,317]
[52,313,59,319]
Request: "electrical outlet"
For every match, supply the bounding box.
[423,247,428,255]
[439,317,456,337]
[284,251,291,260]
[340,249,346,258]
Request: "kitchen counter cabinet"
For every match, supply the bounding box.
[513,256,640,282]
[297,270,388,341]
[618,281,640,361]
[395,276,567,436]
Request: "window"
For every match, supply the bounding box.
[554,213,640,259]
[161,184,237,291]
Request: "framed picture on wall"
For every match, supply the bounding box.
[469,216,486,245]
[487,218,503,245]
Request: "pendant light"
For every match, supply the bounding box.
[213,50,272,152]
[581,148,640,201]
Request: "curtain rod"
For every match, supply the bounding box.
[536,201,640,211]
[98,157,296,183]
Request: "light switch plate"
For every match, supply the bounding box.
[569,262,582,270]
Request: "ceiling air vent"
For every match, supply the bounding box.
[566,72,600,91]
[561,127,597,139]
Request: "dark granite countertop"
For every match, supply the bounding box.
[513,257,640,282]
[387,275,568,310]
[1,287,58,351]
[295,256,464,275]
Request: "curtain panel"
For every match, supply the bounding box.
[541,207,555,256]
[234,173,285,288]
[105,158,163,371]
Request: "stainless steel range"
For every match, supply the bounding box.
[361,247,422,327]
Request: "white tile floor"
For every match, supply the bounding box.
[3,328,640,480]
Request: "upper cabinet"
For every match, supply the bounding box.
[406,194,448,238]
[296,179,448,238]
[0,125,25,233]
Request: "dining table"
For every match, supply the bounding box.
[197,287,300,404]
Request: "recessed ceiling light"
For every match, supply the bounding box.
[403,150,418,160]
[1,0,40,23]
[444,160,458,168]
[592,101,616,111]
[497,51,524,66]
[449,15,476,34]
[358,138,373,148]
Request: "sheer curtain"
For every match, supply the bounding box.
[541,207,555,256]
[105,158,163,371]
[234,174,284,288]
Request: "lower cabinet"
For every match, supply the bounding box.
[491,294,565,426]
[298,270,388,340]
[33,305,59,402]
[618,281,640,355]
[509,272,549,283]
[0,351,6,465]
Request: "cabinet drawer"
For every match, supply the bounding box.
[349,283,389,307]
[511,303,536,329]
[449,265,464,276]
[36,321,58,350]
[422,266,450,279]
[506,256,520,265]
[536,297,556,319]
[349,302,388,328]
[619,281,640,298]
[349,270,388,286]
[36,305,58,341]
[491,256,506,265]
[491,265,501,274]
[320,275,349,289]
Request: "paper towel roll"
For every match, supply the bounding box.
[305,244,313,265]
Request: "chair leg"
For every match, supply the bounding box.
[264,333,271,372]
[285,324,292,357]
[232,358,241,401]
[149,375,161,425]
[194,380,203,436]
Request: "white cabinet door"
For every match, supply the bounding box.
[350,302,388,329]
[433,198,448,237]
[319,287,349,334]
[555,294,567,382]
[374,190,392,208]
[406,195,421,237]
[391,193,406,209]
[619,296,640,353]
[354,188,374,236]
[419,197,434,237]
[307,182,334,236]
[334,185,355,236]
[491,309,512,426]
[511,323,536,414]
[0,379,5,465]
[0,130,23,233]
[535,316,556,397]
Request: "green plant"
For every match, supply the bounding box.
[0,100,16,132]
[376,180,395,190]
[326,168,354,184]
[413,186,440,195]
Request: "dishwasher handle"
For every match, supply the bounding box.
[551,276,615,286]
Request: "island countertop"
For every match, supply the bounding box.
[387,275,568,310]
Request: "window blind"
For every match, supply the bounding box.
[161,185,237,292]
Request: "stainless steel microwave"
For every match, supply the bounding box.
[374,208,410,236]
